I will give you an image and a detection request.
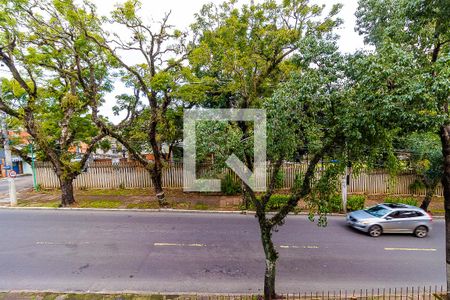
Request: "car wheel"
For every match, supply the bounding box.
[414,226,428,238]
[368,225,382,237]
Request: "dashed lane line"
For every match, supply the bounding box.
[153,242,205,247]
[384,247,436,252]
[279,245,319,249]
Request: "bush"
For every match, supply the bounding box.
[274,171,285,189]
[327,195,343,213]
[384,196,418,206]
[347,195,366,211]
[266,194,290,210]
[409,179,425,194]
[221,173,242,195]
[244,194,290,211]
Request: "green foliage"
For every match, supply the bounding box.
[291,173,303,194]
[402,133,443,190]
[195,121,244,167]
[194,202,209,210]
[409,179,425,194]
[384,196,418,207]
[221,173,241,196]
[265,194,291,211]
[246,194,291,211]
[274,171,285,189]
[347,195,366,211]
[326,195,343,213]
[98,139,112,154]
[79,199,123,209]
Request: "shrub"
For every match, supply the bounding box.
[327,194,343,213]
[292,173,303,193]
[244,194,290,211]
[221,173,242,195]
[347,195,365,211]
[384,196,418,206]
[266,194,290,210]
[274,171,285,189]
[409,179,425,194]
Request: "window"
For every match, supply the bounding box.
[365,205,391,218]
[387,210,423,219]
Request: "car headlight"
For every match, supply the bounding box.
[360,220,371,225]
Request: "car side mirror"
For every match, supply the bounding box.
[385,216,392,220]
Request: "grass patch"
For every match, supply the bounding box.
[17,200,60,208]
[76,189,150,197]
[193,202,209,210]
[78,199,123,208]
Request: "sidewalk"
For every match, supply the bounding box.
[0,188,444,216]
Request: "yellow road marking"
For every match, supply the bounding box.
[36,242,89,245]
[384,247,436,252]
[154,243,205,247]
[279,245,319,249]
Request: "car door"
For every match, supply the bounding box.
[399,210,424,232]
[381,211,403,233]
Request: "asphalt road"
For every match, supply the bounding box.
[0,209,445,294]
[0,175,33,196]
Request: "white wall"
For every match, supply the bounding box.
[22,162,33,175]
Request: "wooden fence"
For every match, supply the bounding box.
[35,161,443,196]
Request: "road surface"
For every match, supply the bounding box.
[0,175,33,196]
[0,209,445,294]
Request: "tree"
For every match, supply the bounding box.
[98,138,112,154]
[77,0,195,206]
[189,1,401,297]
[403,133,443,211]
[355,0,450,296]
[0,0,108,206]
[189,0,343,210]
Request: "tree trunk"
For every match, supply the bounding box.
[260,223,278,300]
[150,163,167,207]
[59,177,75,207]
[439,125,450,300]
[148,113,168,207]
[420,184,435,211]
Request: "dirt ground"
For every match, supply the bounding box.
[4,187,444,215]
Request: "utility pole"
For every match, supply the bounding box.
[341,167,348,214]
[29,143,37,191]
[1,112,17,206]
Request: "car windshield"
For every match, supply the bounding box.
[364,205,390,218]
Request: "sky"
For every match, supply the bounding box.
[92,0,366,53]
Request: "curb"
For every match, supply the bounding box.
[0,206,347,217]
[0,206,444,219]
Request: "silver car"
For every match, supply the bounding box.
[346,203,432,238]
